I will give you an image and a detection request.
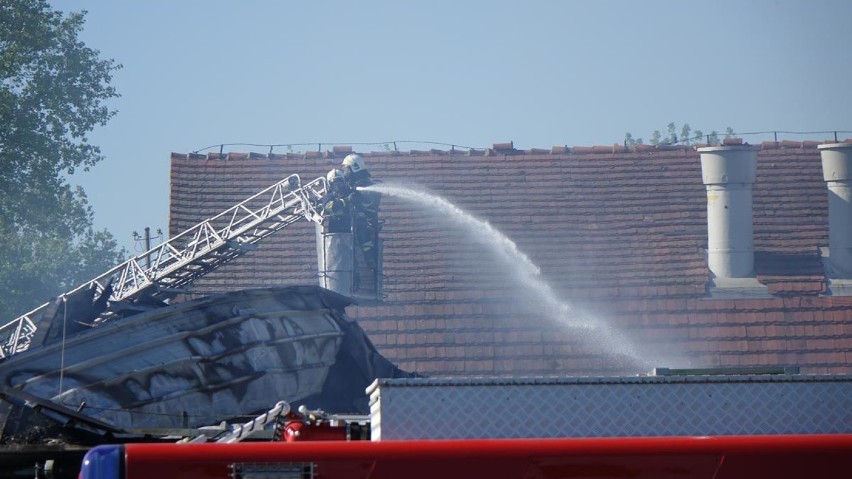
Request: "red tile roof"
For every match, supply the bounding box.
[169,140,852,377]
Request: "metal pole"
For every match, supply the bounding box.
[144,227,151,269]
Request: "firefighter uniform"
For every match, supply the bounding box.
[320,196,351,234]
[349,190,381,270]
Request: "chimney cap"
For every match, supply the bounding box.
[818,142,852,151]
[697,145,760,153]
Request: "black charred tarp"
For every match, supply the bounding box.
[296,316,418,415]
[31,284,113,348]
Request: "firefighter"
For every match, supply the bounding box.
[325,167,351,198]
[340,154,381,270]
[320,169,352,234]
[349,188,381,270]
[341,153,372,188]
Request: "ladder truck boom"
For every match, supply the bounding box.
[0,174,328,359]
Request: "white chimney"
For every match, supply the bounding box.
[698,145,760,279]
[819,142,852,279]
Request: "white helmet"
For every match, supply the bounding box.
[342,153,365,173]
[326,168,344,184]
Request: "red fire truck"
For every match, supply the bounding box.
[79,434,852,479]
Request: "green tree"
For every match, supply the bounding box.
[0,0,124,319]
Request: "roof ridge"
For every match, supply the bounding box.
[171,138,852,161]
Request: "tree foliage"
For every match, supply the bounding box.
[0,0,124,319]
[624,123,735,147]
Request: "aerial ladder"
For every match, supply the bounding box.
[0,174,328,359]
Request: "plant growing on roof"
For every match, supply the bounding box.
[624,123,735,147]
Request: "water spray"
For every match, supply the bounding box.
[363,182,654,367]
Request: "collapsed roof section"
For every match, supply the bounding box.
[0,285,412,441]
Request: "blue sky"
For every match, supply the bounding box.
[51,0,852,253]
